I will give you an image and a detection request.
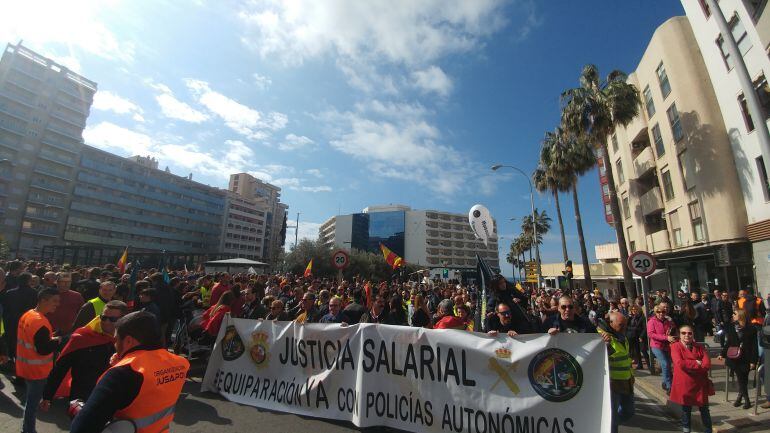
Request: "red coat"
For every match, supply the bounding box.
[669,341,712,406]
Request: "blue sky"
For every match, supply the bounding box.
[2,1,684,274]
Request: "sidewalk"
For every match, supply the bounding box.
[634,346,769,433]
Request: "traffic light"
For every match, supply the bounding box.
[563,260,573,280]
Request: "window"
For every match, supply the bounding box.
[644,85,656,118]
[616,159,625,184]
[716,15,752,70]
[756,156,770,201]
[689,201,705,241]
[662,170,675,201]
[612,134,619,153]
[679,150,696,191]
[656,63,671,98]
[602,183,610,197]
[669,210,683,247]
[745,0,768,21]
[667,103,683,142]
[599,161,607,176]
[738,75,770,132]
[622,195,630,220]
[652,124,665,158]
[698,0,711,17]
[604,203,612,216]
[629,240,636,253]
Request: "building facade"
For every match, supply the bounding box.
[63,146,226,258]
[227,173,288,262]
[0,43,96,258]
[681,0,770,297]
[319,205,500,270]
[605,17,751,295]
[220,192,268,261]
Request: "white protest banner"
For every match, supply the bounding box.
[202,317,611,433]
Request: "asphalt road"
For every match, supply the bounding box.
[0,361,681,433]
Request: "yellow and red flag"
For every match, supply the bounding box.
[117,247,128,274]
[379,243,404,270]
[303,259,313,277]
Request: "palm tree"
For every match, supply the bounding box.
[561,64,641,298]
[534,129,572,263]
[540,128,597,291]
[511,234,528,281]
[521,209,550,268]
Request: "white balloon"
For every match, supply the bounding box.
[468,204,494,246]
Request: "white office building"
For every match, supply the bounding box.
[319,204,499,271]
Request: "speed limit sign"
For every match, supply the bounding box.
[627,251,656,277]
[331,250,349,270]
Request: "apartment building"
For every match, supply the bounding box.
[62,147,226,259]
[319,205,499,271]
[681,0,770,296]
[220,192,268,261]
[606,16,751,294]
[228,173,288,261]
[0,43,95,258]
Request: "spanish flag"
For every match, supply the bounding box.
[379,243,404,270]
[304,259,313,277]
[117,247,128,274]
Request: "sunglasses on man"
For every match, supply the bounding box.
[560,304,574,310]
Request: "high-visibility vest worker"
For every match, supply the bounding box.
[88,296,108,318]
[109,349,189,433]
[606,334,633,381]
[16,309,55,380]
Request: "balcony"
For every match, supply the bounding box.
[30,180,68,194]
[645,230,671,254]
[25,213,62,223]
[49,110,85,129]
[45,123,83,142]
[0,88,36,108]
[0,117,26,136]
[21,227,58,238]
[38,152,76,167]
[0,102,29,122]
[54,97,88,115]
[633,146,655,177]
[639,187,664,216]
[11,62,45,82]
[41,136,80,154]
[34,166,72,182]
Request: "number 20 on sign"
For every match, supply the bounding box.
[627,250,656,277]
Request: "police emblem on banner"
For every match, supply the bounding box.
[220,325,245,361]
[250,331,270,368]
[527,348,583,402]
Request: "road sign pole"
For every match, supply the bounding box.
[641,275,655,375]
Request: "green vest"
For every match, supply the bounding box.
[200,286,211,307]
[88,297,107,318]
[607,335,633,381]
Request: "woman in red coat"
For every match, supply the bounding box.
[670,324,713,433]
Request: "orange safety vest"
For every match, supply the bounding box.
[737,296,764,325]
[16,309,54,380]
[109,349,190,433]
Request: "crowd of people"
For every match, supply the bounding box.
[1,258,770,433]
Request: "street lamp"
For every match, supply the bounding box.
[491,164,540,287]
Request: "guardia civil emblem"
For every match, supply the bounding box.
[220,325,245,361]
[250,331,270,368]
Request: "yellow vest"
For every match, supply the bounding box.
[605,333,633,381]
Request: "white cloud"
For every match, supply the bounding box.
[146,81,209,123]
[305,169,323,178]
[185,79,288,140]
[44,53,82,73]
[253,73,272,90]
[278,133,315,151]
[92,91,145,122]
[412,65,453,97]
[0,1,135,63]
[237,0,508,93]
[300,185,332,192]
[238,0,506,66]
[318,102,481,196]
[83,122,292,184]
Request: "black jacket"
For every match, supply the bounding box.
[543,314,597,334]
[76,279,100,300]
[43,340,114,401]
[625,313,647,340]
[360,310,388,324]
[721,324,758,368]
[70,345,160,433]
